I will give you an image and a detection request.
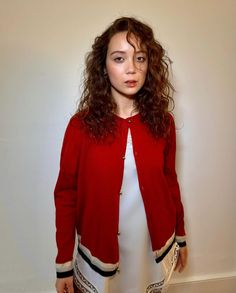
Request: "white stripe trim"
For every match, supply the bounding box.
[154,233,175,258]
[78,235,119,272]
[56,260,73,272]
[175,235,186,243]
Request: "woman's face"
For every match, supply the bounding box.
[105,31,148,101]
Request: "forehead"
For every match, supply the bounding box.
[107,31,145,51]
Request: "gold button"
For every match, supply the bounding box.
[118,231,120,235]
[119,191,122,196]
[128,119,131,123]
[122,156,125,160]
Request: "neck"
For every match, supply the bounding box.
[113,95,138,119]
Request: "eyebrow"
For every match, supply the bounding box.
[110,50,147,56]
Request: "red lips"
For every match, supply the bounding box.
[125,80,137,87]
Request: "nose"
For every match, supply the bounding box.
[126,58,136,74]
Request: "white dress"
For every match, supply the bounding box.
[74,129,179,293]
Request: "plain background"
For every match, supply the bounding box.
[0,0,235,292]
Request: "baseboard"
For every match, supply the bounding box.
[169,272,236,293]
[39,273,236,293]
[1,273,235,293]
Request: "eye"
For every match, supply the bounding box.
[136,56,146,63]
[114,57,125,63]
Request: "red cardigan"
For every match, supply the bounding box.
[54,113,186,277]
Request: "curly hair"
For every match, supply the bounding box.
[77,17,175,139]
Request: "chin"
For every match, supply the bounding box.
[124,88,141,96]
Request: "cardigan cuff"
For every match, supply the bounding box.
[177,240,187,247]
[175,235,187,247]
[56,260,73,278]
[56,269,73,278]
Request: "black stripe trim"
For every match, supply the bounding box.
[77,246,117,277]
[177,241,187,247]
[56,269,73,278]
[155,239,175,263]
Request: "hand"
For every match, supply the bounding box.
[175,246,188,273]
[55,276,74,293]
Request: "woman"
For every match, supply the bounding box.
[54,17,188,293]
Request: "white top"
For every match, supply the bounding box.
[74,129,179,293]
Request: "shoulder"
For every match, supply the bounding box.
[165,112,176,135]
[68,113,83,127]
[166,112,175,124]
[66,112,88,133]
[62,113,88,142]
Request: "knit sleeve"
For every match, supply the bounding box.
[164,114,186,245]
[54,116,81,277]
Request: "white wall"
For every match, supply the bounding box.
[0,1,235,292]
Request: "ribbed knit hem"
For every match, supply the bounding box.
[177,240,186,247]
[56,269,74,278]
[175,235,187,248]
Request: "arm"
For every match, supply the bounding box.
[54,116,81,278]
[164,115,188,272]
[164,114,186,246]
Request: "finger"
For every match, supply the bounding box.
[175,251,185,272]
[68,285,74,293]
[178,262,184,273]
[181,250,188,268]
[174,257,181,272]
[67,281,74,293]
[177,263,182,272]
[179,255,187,272]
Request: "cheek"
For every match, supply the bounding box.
[141,67,148,81]
[106,64,122,81]
[143,64,148,75]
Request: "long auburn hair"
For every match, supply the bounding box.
[77,17,175,139]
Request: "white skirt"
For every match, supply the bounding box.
[74,129,179,293]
